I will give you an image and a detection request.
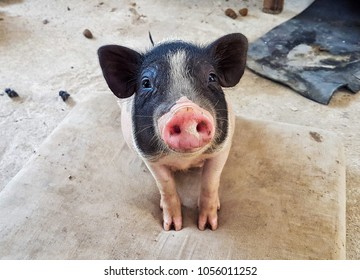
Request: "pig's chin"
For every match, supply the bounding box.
[167,143,211,155]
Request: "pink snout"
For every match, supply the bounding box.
[158,104,215,152]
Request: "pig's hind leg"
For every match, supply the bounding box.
[146,163,182,231]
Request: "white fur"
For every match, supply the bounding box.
[168,50,196,100]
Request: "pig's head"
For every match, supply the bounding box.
[98,33,248,159]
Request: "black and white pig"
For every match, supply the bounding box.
[98,33,248,231]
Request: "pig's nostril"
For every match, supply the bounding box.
[170,125,181,135]
[196,121,208,133]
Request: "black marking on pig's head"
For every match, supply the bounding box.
[98,33,248,159]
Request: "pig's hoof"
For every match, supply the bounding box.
[160,197,182,231]
[163,216,182,231]
[198,213,218,231]
[162,212,182,231]
[198,198,220,230]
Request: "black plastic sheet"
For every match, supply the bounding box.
[247,0,360,104]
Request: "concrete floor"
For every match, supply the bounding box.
[1,0,359,258]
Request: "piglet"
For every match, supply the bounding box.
[98,33,248,231]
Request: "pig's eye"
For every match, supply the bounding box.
[208,73,217,83]
[141,78,152,89]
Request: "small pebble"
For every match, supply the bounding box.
[225,8,237,19]
[42,19,49,24]
[83,28,93,39]
[59,90,70,102]
[4,88,19,98]
[239,8,248,16]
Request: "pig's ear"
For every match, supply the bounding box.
[207,33,248,87]
[98,45,142,98]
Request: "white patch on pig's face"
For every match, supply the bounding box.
[168,50,196,99]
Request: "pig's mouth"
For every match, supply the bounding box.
[168,143,208,154]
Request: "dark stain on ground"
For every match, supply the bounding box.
[309,131,323,143]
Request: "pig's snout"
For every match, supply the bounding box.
[158,101,215,152]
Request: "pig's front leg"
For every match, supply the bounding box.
[198,148,230,231]
[146,162,182,231]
